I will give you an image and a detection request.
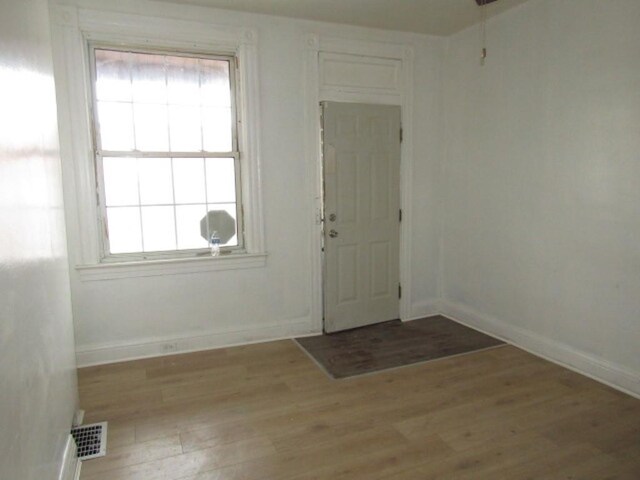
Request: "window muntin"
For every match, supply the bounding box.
[91,47,242,258]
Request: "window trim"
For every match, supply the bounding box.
[76,253,268,282]
[50,5,266,278]
[88,44,245,261]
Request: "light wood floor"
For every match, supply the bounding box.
[78,340,640,480]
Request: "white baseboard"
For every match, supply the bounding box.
[76,318,314,367]
[72,409,84,427]
[74,300,639,399]
[404,299,441,322]
[439,300,640,399]
[58,434,81,480]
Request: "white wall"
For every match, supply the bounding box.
[410,37,445,317]
[442,0,640,395]
[0,0,79,478]
[52,0,444,365]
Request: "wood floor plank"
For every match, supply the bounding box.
[77,341,640,480]
[447,443,602,480]
[402,433,566,479]
[81,435,276,480]
[134,405,250,444]
[179,426,412,480]
[81,435,183,476]
[287,437,451,480]
[179,420,262,454]
[533,451,636,480]
[539,397,640,450]
[102,421,136,450]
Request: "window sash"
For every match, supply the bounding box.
[89,44,244,260]
[96,154,244,261]
[97,151,238,158]
[90,46,240,155]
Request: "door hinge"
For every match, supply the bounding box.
[399,209,402,222]
[398,284,402,299]
[400,127,403,143]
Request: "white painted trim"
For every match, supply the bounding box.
[50,4,265,270]
[319,36,408,60]
[76,253,267,281]
[72,410,85,427]
[319,52,402,99]
[51,4,100,266]
[235,38,266,255]
[404,299,441,321]
[302,34,324,333]
[315,90,401,106]
[303,34,416,331]
[439,300,640,399]
[398,45,415,322]
[58,434,81,480]
[77,8,256,49]
[76,317,315,367]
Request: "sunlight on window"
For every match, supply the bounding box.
[173,158,206,204]
[141,206,176,252]
[169,105,202,152]
[202,107,233,152]
[138,158,173,205]
[98,103,134,150]
[206,158,236,203]
[95,50,131,102]
[102,157,138,206]
[94,48,240,256]
[106,207,142,253]
[176,205,208,250]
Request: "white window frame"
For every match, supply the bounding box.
[51,6,266,279]
[89,44,245,261]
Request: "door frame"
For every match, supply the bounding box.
[303,34,416,333]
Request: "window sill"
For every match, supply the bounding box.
[76,252,267,282]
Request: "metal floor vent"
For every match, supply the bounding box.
[70,421,107,460]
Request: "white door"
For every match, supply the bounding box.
[323,102,401,333]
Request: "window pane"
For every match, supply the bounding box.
[206,158,236,203]
[95,50,131,102]
[94,48,241,257]
[176,204,207,250]
[103,157,138,206]
[131,52,166,104]
[167,55,200,106]
[169,105,202,152]
[206,203,238,246]
[200,59,231,107]
[98,102,134,151]
[107,207,142,253]
[141,206,176,251]
[202,107,232,152]
[138,158,173,205]
[173,158,205,204]
[134,104,169,151]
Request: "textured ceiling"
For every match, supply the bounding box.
[153,0,530,36]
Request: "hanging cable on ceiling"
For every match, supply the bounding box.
[479,0,487,65]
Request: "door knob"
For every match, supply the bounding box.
[328,229,338,238]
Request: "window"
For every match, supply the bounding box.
[91,46,243,259]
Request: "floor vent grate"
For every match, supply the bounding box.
[70,421,107,460]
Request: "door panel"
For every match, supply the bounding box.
[323,102,401,333]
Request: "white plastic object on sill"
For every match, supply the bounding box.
[209,231,221,257]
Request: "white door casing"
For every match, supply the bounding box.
[323,102,401,333]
